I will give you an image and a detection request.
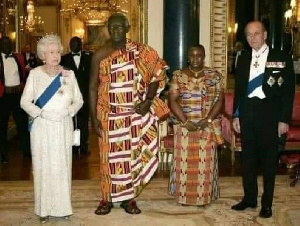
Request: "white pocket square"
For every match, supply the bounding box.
[272,71,280,73]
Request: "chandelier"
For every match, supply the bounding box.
[7,0,16,16]
[25,0,35,32]
[20,15,45,33]
[284,0,300,33]
[60,0,128,25]
[18,0,45,33]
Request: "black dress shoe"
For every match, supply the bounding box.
[231,201,257,211]
[1,154,9,164]
[259,207,272,218]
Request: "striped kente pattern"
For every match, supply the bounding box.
[169,69,224,206]
[97,40,168,202]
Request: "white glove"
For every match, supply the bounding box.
[41,109,69,122]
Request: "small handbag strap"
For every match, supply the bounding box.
[74,115,78,129]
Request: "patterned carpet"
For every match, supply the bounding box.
[0,176,299,225]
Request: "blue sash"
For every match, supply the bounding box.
[28,73,62,131]
[233,73,264,117]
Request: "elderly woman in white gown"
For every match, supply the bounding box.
[20,34,83,223]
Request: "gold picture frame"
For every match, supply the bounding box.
[126,0,148,43]
[210,0,228,89]
[139,0,148,44]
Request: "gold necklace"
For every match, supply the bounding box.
[189,66,204,78]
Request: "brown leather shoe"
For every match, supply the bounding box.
[120,199,141,214]
[94,200,113,215]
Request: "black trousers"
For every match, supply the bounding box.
[239,97,279,208]
[0,93,30,157]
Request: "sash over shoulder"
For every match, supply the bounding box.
[28,72,62,131]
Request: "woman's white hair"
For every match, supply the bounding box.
[37,34,63,60]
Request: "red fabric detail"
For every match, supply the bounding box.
[286,92,300,150]
[0,81,4,97]
[221,92,300,151]
[224,92,234,114]
[162,135,174,149]
[292,92,300,120]
[287,125,300,141]
[14,53,27,80]
[280,154,300,164]
[222,92,234,143]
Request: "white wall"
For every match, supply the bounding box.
[200,0,211,67]
[148,0,164,57]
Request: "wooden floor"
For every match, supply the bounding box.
[0,131,290,181]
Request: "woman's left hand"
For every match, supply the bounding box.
[196,119,209,130]
[135,99,152,116]
[185,121,198,132]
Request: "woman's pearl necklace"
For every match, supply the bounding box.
[44,66,60,77]
[189,66,204,78]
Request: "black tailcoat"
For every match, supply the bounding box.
[232,48,295,207]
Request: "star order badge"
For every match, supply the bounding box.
[267,76,275,87]
[278,77,284,87]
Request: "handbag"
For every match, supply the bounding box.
[73,115,80,146]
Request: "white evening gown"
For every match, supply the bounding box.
[20,66,83,217]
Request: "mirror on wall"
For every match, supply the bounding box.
[0,0,148,54]
[226,0,238,90]
[227,0,300,88]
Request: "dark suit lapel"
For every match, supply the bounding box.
[78,51,84,71]
[263,50,278,87]
[242,52,252,91]
[0,55,4,84]
[69,53,78,71]
[22,53,28,65]
[264,49,275,74]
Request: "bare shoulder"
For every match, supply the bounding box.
[92,43,113,63]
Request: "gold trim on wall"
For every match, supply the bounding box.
[139,0,148,44]
[210,0,228,89]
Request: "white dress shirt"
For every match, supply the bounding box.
[26,52,30,61]
[248,44,269,99]
[1,53,20,87]
[72,52,81,69]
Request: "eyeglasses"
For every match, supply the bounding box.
[246,32,262,38]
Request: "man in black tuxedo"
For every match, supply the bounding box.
[22,44,38,71]
[0,36,30,163]
[231,21,295,218]
[61,36,91,154]
[231,41,244,73]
